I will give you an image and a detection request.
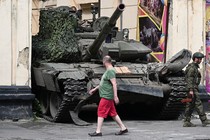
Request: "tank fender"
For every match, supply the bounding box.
[117,84,164,98]
[58,71,87,81]
[33,67,45,87]
[41,70,60,92]
[87,79,170,98]
[166,49,192,73]
[148,49,192,76]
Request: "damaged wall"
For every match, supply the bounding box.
[166,0,205,84]
[166,0,205,59]
[0,0,32,86]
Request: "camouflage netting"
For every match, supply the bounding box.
[32,6,81,64]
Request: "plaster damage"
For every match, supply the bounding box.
[18,47,29,69]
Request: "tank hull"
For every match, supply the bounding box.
[32,61,187,124]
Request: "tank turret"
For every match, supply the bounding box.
[82,4,125,61]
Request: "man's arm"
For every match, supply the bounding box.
[186,67,196,97]
[89,85,99,95]
[110,78,119,104]
[186,67,196,91]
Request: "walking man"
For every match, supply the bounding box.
[183,52,210,127]
[88,55,128,136]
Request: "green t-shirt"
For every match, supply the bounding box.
[99,68,116,100]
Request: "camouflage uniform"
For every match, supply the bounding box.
[184,62,209,127]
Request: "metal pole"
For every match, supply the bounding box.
[98,0,101,18]
[120,0,123,30]
[164,0,170,63]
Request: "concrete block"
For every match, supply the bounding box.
[0,86,35,120]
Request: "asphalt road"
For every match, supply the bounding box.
[1,116,210,140]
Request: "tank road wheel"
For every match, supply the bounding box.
[42,78,90,124]
[39,92,50,115]
[50,93,62,118]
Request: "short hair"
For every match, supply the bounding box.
[103,55,112,63]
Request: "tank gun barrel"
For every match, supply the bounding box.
[82,4,125,61]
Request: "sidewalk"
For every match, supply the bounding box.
[1,118,210,140]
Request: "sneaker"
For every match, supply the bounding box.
[183,122,196,127]
[88,132,102,137]
[202,119,210,127]
[115,129,128,135]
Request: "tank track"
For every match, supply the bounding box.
[43,79,87,123]
[158,76,187,120]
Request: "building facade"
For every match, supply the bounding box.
[0,0,209,119]
[0,0,34,120]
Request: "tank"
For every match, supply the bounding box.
[32,4,192,125]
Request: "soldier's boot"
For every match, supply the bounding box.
[199,115,210,127]
[183,121,196,127]
[202,119,210,127]
[183,117,196,127]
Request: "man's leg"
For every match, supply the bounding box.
[88,117,103,136]
[96,117,104,133]
[109,100,127,131]
[112,115,127,130]
[96,98,107,133]
[183,99,196,127]
[194,91,210,126]
[109,101,128,135]
[112,115,128,135]
[89,98,106,136]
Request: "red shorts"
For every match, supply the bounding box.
[97,98,118,118]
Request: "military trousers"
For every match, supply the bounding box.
[184,89,207,122]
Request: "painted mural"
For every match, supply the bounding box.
[138,0,168,62]
[206,0,210,93]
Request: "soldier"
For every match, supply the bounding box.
[183,52,210,127]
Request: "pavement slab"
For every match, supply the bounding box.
[1,118,210,140]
